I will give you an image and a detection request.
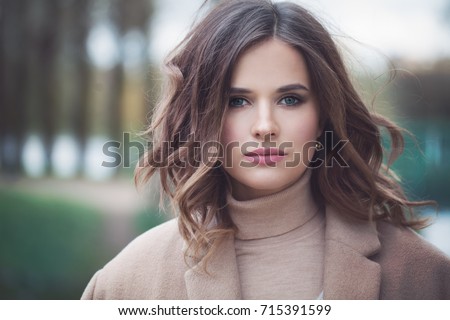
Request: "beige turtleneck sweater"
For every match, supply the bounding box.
[226,170,325,299]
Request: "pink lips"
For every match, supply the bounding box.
[244,147,287,165]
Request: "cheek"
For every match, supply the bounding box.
[300,113,321,161]
[220,117,237,165]
[220,115,241,145]
[289,113,320,142]
[306,108,321,138]
[220,125,232,146]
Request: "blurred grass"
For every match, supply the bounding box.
[134,206,169,235]
[0,189,109,299]
[0,185,168,299]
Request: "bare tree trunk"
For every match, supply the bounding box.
[66,0,91,176]
[0,0,28,175]
[32,1,60,175]
[0,0,6,173]
[107,64,125,146]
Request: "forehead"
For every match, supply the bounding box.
[230,38,311,89]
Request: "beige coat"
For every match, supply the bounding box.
[81,207,450,299]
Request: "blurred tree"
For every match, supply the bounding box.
[0,0,29,175]
[62,0,92,176]
[393,63,450,118]
[107,0,153,154]
[28,0,61,175]
[389,61,450,206]
[1,0,155,177]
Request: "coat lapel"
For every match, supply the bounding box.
[184,234,242,299]
[323,206,381,299]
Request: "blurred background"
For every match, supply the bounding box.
[0,0,449,299]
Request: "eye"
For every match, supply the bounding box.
[279,96,303,106]
[229,97,249,107]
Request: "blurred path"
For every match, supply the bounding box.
[0,177,145,215]
[0,176,155,251]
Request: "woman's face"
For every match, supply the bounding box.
[220,38,321,201]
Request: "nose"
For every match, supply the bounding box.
[250,102,279,140]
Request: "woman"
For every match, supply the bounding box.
[82,0,450,299]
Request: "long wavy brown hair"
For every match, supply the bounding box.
[136,0,432,265]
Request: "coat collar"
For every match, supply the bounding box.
[322,206,381,299]
[184,206,381,299]
[184,234,242,299]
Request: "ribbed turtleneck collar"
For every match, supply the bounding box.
[226,170,319,240]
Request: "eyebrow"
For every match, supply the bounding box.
[229,83,309,94]
[277,83,309,92]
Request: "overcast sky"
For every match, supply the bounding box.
[149,0,450,70]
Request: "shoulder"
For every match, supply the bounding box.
[376,221,450,268]
[106,218,183,263]
[81,218,189,299]
[375,221,450,299]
